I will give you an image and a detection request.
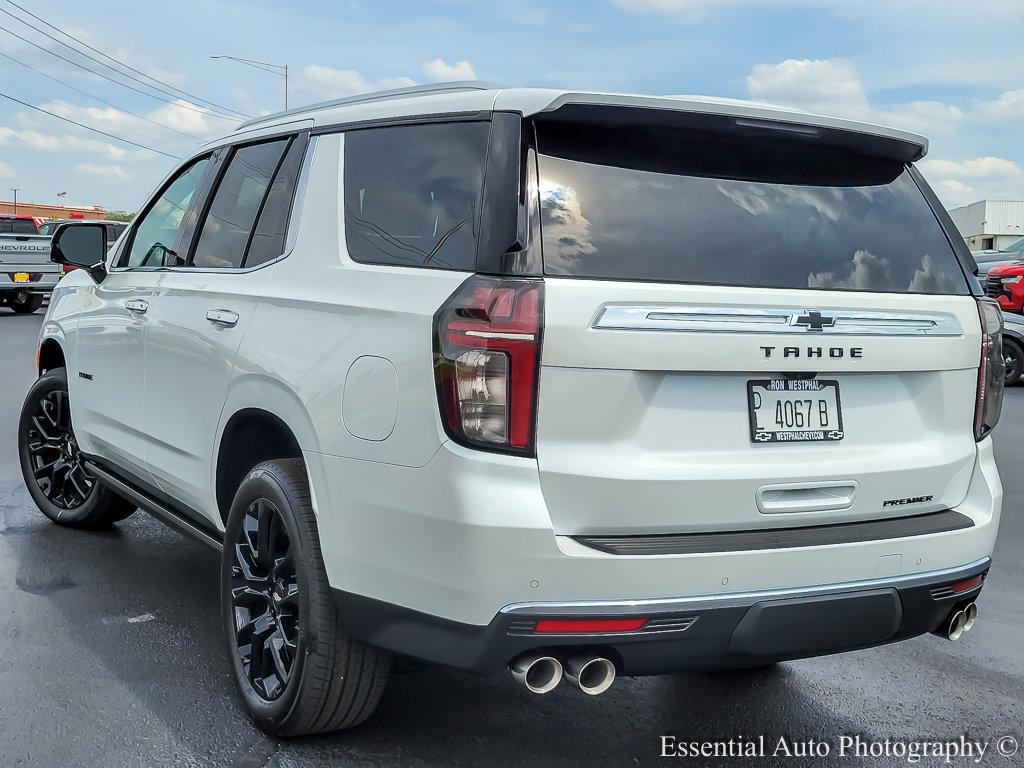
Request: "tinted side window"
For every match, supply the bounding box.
[1,219,38,234]
[244,137,306,268]
[104,223,127,242]
[123,156,209,267]
[343,121,489,270]
[192,139,289,269]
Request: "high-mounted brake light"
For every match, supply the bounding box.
[434,275,543,456]
[975,298,1005,441]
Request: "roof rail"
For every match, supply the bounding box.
[235,80,506,131]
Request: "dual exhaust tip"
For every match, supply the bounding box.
[509,652,616,696]
[934,602,979,641]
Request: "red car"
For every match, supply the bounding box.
[984,261,1024,313]
[0,214,39,235]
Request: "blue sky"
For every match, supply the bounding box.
[1,0,1022,211]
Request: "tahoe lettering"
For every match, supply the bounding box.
[760,346,863,359]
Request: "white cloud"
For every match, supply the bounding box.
[745,58,965,136]
[0,161,14,178]
[919,158,1023,207]
[974,89,1024,122]
[422,58,477,81]
[932,179,975,207]
[301,65,416,99]
[42,99,223,142]
[746,58,870,118]
[874,101,964,135]
[0,125,130,160]
[919,157,1023,180]
[74,163,128,179]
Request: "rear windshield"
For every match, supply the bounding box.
[1,218,38,235]
[534,122,968,295]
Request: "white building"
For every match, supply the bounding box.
[948,200,1024,251]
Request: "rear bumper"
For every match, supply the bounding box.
[0,272,58,293]
[335,557,989,674]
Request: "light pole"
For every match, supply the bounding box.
[211,55,289,110]
[9,188,18,215]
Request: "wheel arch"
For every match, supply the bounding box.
[213,375,322,526]
[38,337,65,375]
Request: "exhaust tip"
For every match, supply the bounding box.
[948,609,967,641]
[963,602,978,633]
[564,655,617,696]
[509,653,563,694]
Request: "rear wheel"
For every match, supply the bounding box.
[18,368,136,528]
[222,458,390,736]
[8,293,43,314]
[1004,338,1023,386]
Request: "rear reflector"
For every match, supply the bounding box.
[950,574,984,594]
[534,618,648,634]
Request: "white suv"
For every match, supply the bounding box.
[19,83,1004,735]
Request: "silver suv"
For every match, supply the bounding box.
[20,83,1003,736]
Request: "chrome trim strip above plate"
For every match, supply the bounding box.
[592,305,964,336]
[499,557,990,616]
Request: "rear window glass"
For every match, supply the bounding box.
[535,123,968,295]
[343,121,489,271]
[1,218,38,234]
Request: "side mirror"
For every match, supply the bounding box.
[51,222,107,279]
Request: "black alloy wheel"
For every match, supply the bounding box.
[230,497,300,701]
[1004,339,1023,386]
[221,459,390,735]
[18,368,137,528]
[24,389,94,510]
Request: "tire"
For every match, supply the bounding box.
[1003,338,1023,386]
[221,458,390,736]
[8,294,43,314]
[18,368,137,528]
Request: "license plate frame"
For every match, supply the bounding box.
[747,379,844,444]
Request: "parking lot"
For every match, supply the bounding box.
[1,308,1022,768]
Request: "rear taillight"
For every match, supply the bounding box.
[434,275,543,456]
[975,298,1005,441]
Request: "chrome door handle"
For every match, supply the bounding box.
[125,299,149,313]
[206,309,239,327]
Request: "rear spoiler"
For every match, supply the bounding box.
[531,94,928,163]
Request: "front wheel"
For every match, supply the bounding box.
[221,458,390,736]
[18,368,137,527]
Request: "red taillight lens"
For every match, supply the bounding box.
[534,618,648,634]
[59,264,77,276]
[434,275,543,455]
[975,298,1005,441]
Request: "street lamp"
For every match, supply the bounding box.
[211,55,289,110]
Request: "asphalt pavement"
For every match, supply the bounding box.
[1,309,1022,767]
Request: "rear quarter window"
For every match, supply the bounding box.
[1,219,38,235]
[342,121,490,271]
[535,121,968,295]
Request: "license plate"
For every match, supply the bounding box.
[747,379,843,443]
[13,272,30,283]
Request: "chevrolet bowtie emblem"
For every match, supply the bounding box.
[792,311,837,332]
